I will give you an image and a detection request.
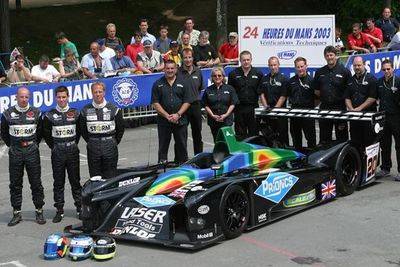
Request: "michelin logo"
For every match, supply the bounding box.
[112,78,139,107]
[254,172,298,203]
[277,50,297,60]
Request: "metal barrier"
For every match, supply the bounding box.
[122,106,157,120]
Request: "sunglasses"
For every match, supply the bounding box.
[212,74,223,78]
[382,68,392,71]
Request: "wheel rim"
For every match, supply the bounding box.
[223,191,248,232]
[342,152,358,185]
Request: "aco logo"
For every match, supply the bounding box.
[112,78,139,107]
[277,50,297,60]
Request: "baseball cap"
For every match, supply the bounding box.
[170,40,179,47]
[229,32,238,38]
[115,44,124,52]
[143,40,152,47]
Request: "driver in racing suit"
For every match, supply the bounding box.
[43,85,82,223]
[80,82,125,179]
[0,87,45,226]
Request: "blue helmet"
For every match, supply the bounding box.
[68,235,93,261]
[43,233,69,260]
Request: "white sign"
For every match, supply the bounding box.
[365,142,380,182]
[238,15,335,67]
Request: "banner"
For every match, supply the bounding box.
[238,15,335,68]
[345,50,400,78]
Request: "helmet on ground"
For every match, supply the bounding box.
[43,233,69,260]
[68,235,93,261]
[93,236,116,260]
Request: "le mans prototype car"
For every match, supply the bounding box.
[66,108,385,249]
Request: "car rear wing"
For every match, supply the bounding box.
[255,107,385,134]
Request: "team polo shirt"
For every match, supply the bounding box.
[228,66,263,107]
[177,66,203,100]
[377,75,400,114]
[258,72,289,106]
[347,32,374,50]
[376,18,400,42]
[288,74,315,108]
[344,72,377,110]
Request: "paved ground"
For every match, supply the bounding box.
[0,122,399,267]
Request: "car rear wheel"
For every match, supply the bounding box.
[219,185,250,239]
[335,145,361,196]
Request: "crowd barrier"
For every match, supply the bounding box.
[0,50,399,118]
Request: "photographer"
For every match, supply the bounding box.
[6,54,32,83]
[81,42,112,79]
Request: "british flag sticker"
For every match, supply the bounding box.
[321,180,336,200]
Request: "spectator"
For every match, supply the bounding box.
[0,67,5,83]
[104,23,124,50]
[218,32,239,64]
[335,27,345,53]
[81,42,113,79]
[347,23,377,53]
[154,25,171,54]
[6,54,31,83]
[59,48,83,81]
[387,29,400,50]
[97,38,115,60]
[163,41,182,67]
[126,31,144,66]
[55,32,79,60]
[110,45,136,72]
[180,33,193,54]
[194,31,220,68]
[202,67,239,142]
[131,18,156,44]
[363,18,383,49]
[375,7,400,44]
[177,17,201,46]
[136,40,164,74]
[31,55,60,83]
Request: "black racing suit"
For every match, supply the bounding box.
[0,105,44,211]
[43,107,82,211]
[80,102,125,179]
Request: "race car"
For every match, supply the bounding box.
[66,109,384,250]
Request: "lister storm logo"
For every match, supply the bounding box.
[277,50,297,60]
[255,172,298,203]
[112,78,139,107]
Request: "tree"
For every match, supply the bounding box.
[216,0,227,49]
[0,0,10,59]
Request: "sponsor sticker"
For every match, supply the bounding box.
[134,195,175,208]
[52,125,76,138]
[197,232,214,240]
[254,172,298,203]
[9,124,36,137]
[257,213,267,223]
[365,143,379,181]
[321,180,336,200]
[197,205,210,215]
[118,177,140,187]
[277,50,297,60]
[283,189,316,208]
[169,180,204,199]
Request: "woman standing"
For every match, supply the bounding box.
[202,67,239,141]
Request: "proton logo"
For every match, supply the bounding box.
[277,50,297,60]
[112,78,139,107]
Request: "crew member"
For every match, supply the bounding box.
[80,82,125,179]
[344,56,377,148]
[228,50,263,140]
[178,48,204,155]
[313,45,351,144]
[376,59,400,181]
[43,86,82,223]
[202,67,239,141]
[287,57,316,150]
[258,56,289,146]
[152,60,194,164]
[1,87,45,226]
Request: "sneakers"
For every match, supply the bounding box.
[376,169,390,178]
[52,210,64,223]
[394,174,400,182]
[7,210,22,227]
[35,209,46,225]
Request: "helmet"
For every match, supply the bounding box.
[93,236,116,260]
[43,233,69,260]
[68,235,93,261]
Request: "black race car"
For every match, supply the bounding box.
[66,108,384,250]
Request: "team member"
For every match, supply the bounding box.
[313,45,351,144]
[376,59,400,181]
[258,56,289,146]
[151,60,194,164]
[202,67,239,141]
[178,48,204,155]
[80,82,125,179]
[228,51,263,140]
[43,86,82,223]
[344,56,377,148]
[1,87,45,226]
[287,57,316,150]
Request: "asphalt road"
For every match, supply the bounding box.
[0,122,399,267]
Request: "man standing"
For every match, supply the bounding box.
[376,7,400,44]
[131,18,156,44]
[152,60,194,164]
[313,46,351,144]
[287,57,316,150]
[80,82,125,179]
[153,25,172,54]
[218,32,239,64]
[178,48,204,155]
[43,86,82,223]
[193,31,220,68]
[228,50,263,140]
[110,45,136,72]
[177,17,201,46]
[55,32,79,60]
[258,56,289,146]
[1,87,45,226]
[376,59,400,181]
[345,56,377,148]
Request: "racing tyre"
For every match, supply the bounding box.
[335,145,361,196]
[219,185,250,239]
